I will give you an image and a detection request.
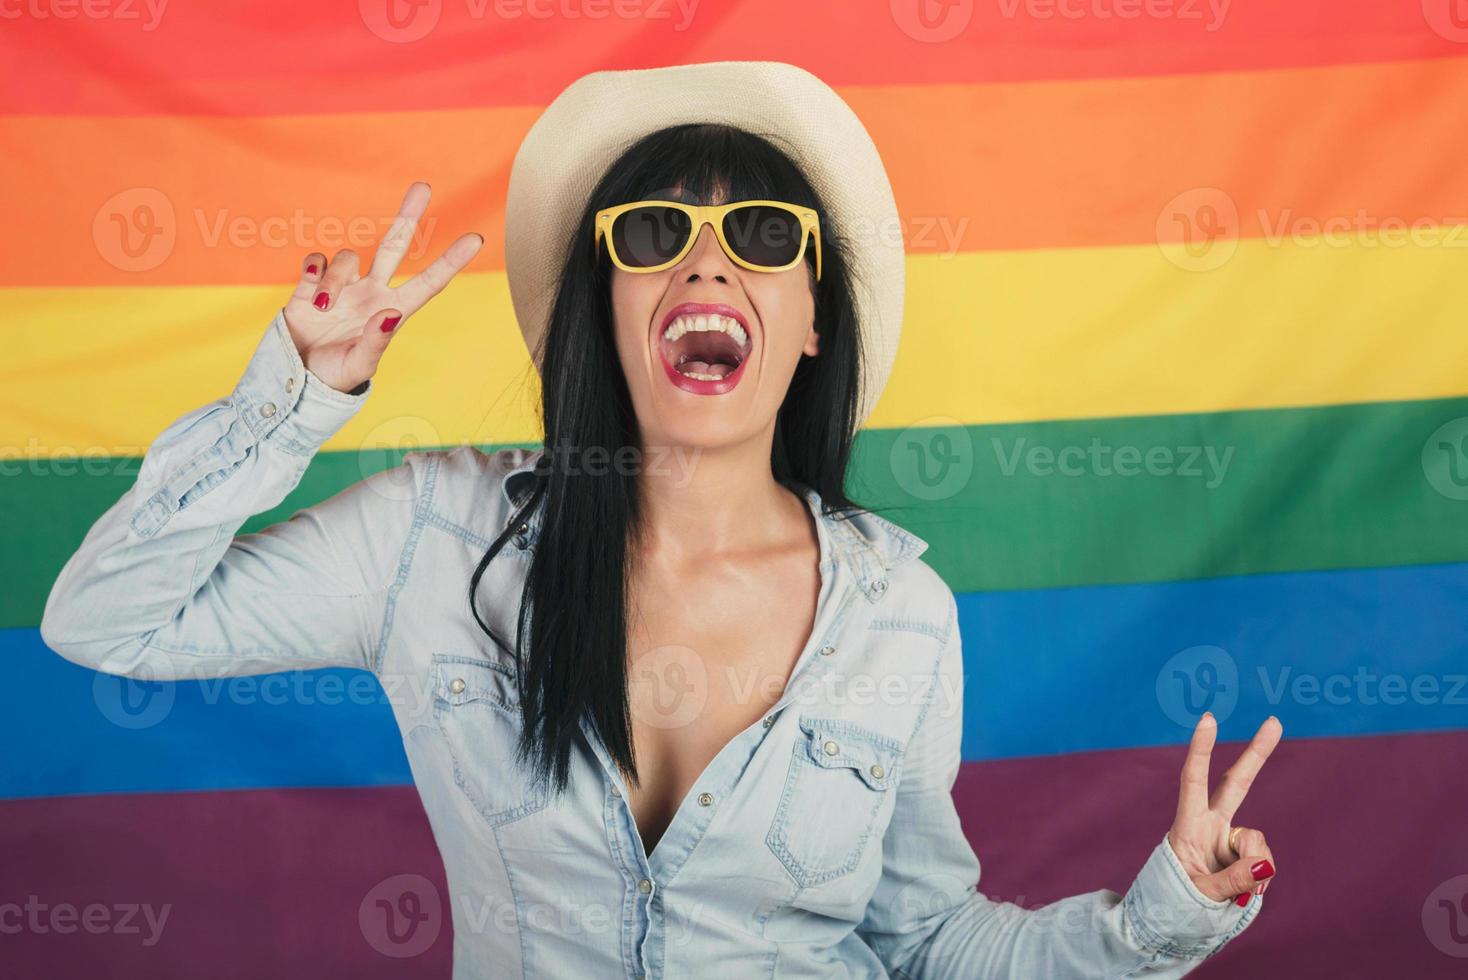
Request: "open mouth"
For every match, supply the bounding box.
[655,304,753,395]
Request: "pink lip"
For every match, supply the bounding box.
[656,302,753,397]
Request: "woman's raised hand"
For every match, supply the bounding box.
[1167,713,1283,906]
[282,181,483,393]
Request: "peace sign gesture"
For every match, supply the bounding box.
[282,181,483,394]
[1167,712,1282,906]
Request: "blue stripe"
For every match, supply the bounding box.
[960,560,1468,759]
[7,629,411,799]
[9,560,1468,799]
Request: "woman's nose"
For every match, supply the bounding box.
[677,223,734,282]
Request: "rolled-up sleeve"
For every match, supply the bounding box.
[857,590,1262,978]
[40,308,420,680]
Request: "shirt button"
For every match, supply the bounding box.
[449,678,466,694]
[285,377,295,394]
[637,878,653,894]
[818,644,835,657]
[762,716,774,728]
[869,764,885,779]
[610,783,621,798]
[872,579,887,594]
[259,402,277,418]
[697,792,714,807]
[823,739,839,756]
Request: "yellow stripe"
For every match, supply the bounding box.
[6,232,1467,455]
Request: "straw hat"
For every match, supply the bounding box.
[503,60,904,431]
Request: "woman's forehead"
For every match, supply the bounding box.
[644,181,732,205]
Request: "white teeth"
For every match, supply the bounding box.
[661,313,749,348]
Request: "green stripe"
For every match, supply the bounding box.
[851,396,1468,591]
[11,399,1468,628]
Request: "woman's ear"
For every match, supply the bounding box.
[802,321,821,357]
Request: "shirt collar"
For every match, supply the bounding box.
[497,448,929,595]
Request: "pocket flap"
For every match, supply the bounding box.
[432,654,518,709]
[797,715,901,790]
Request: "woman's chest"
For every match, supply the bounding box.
[622,557,822,852]
[384,537,953,954]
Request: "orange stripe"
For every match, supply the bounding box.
[5,57,1467,287]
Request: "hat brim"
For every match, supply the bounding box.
[503,60,904,432]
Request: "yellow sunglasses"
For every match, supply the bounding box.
[595,199,822,280]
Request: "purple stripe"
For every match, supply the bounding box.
[0,787,451,978]
[953,730,1468,976]
[3,731,1464,976]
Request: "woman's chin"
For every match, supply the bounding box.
[640,405,764,457]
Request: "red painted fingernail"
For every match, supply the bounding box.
[1251,860,1275,881]
[314,291,329,310]
[381,315,401,333]
[306,264,318,275]
[1235,892,1250,907]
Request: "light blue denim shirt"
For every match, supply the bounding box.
[42,310,1261,978]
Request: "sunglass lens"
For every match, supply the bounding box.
[722,205,804,268]
[611,206,691,268]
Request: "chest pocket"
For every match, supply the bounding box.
[431,654,548,829]
[766,715,903,889]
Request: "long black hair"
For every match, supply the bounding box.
[469,123,868,794]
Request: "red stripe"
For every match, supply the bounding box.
[2,1,1463,117]
[3,730,1463,975]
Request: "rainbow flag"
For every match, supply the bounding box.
[5,3,1468,975]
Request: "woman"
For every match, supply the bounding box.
[42,62,1280,978]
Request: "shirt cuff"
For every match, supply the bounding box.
[1121,833,1262,959]
[230,308,371,456]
